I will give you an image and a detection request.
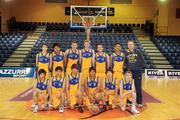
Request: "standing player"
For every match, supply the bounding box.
[110,43,125,86]
[36,44,51,79]
[119,71,140,114]
[80,40,95,86]
[66,64,84,113]
[51,43,65,77]
[49,66,66,112]
[93,44,110,79]
[103,69,118,109]
[33,69,49,113]
[65,41,80,75]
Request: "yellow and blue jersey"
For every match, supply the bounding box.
[68,73,80,106]
[87,76,98,94]
[112,52,124,73]
[122,79,132,92]
[52,51,64,76]
[52,76,64,89]
[36,52,50,78]
[66,49,79,75]
[105,77,116,95]
[81,49,93,70]
[68,73,80,91]
[36,78,48,93]
[95,52,107,77]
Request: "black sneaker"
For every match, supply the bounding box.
[78,106,84,113]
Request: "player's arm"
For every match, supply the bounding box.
[115,79,118,98]
[35,54,38,68]
[63,52,66,69]
[101,77,106,93]
[64,49,69,68]
[91,49,95,66]
[66,75,70,99]
[92,52,96,67]
[119,80,124,98]
[79,50,82,65]
[110,54,113,68]
[60,77,66,94]
[84,77,89,96]
[78,73,82,92]
[48,77,52,97]
[106,54,110,69]
[49,53,52,73]
[32,78,37,90]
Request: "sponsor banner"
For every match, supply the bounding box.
[0,67,35,78]
[145,69,180,79]
[166,70,180,79]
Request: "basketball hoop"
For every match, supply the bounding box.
[83,22,94,30]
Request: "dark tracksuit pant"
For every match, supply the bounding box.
[131,69,142,104]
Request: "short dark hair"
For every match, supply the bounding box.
[115,42,121,46]
[38,69,46,75]
[106,68,114,74]
[55,66,63,72]
[89,67,96,73]
[53,43,61,49]
[71,40,78,44]
[42,43,48,48]
[71,64,79,70]
[97,43,103,47]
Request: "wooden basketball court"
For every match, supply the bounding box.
[0,76,180,120]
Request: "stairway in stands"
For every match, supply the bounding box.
[133,28,173,69]
[3,26,46,66]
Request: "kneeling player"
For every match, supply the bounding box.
[119,71,139,114]
[85,67,106,114]
[104,69,118,109]
[33,69,49,113]
[66,64,84,113]
[49,66,65,112]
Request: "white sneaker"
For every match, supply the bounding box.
[33,105,38,113]
[41,104,46,110]
[137,104,143,108]
[131,108,140,114]
[59,105,65,113]
[48,104,53,108]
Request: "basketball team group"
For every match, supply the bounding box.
[32,39,145,114]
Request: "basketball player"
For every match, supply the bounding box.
[51,43,65,77]
[103,69,118,109]
[85,67,107,114]
[110,43,125,86]
[119,71,140,114]
[33,69,49,113]
[93,44,110,79]
[65,40,80,75]
[66,64,84,113]
[80,40,95,87]
[36,43,51,79]
[49,66,66,112]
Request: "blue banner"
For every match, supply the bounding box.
[0,67,35,78]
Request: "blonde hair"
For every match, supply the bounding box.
[84,40,91,44]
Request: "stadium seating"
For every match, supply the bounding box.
[152,36,180,69]
[0,33,27,66]
[22,32,154,69]
[9,22,37,31]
